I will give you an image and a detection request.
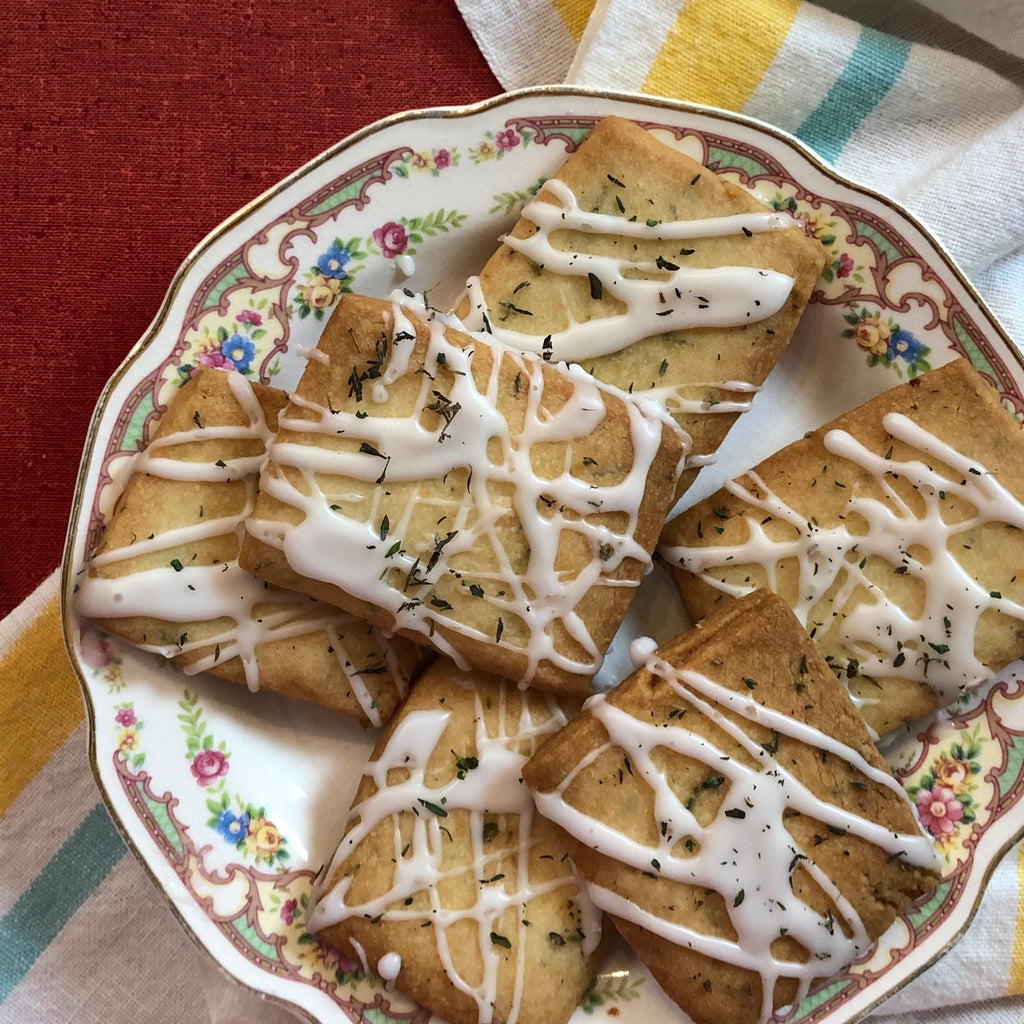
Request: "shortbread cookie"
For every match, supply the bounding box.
[454,115,826,497]
[522,589,940,1024]
[240,293,685,696]
[75,366,420,725]
[660,358,1024,736]
[307,658,605,1024]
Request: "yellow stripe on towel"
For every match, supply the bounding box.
[643,0,800,112]
[0,595,84,816]
[551,0,596,43]
[1010,842,1024,994]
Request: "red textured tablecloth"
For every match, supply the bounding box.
[1,0,500,619]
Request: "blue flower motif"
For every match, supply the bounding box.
[215,809,250,843]
[317,244,351,281]
[220,334,256,372]
[887,329,925,363]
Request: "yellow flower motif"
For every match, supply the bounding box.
[117,726,139,752]
[853,312,891,355]
[298,273,342,312]
[934,755,971,791]
[473,141,496,161]
[191,324,222,356]
[244,817,284,861]
[410,150,434,172]
[800,212,832,241]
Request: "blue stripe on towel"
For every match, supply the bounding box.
[797,25,911,162]
[0,802,125,1002]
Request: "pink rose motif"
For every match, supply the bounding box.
[236,309,263,326]
[835,253,854,279]
[434,148,452,169]
[496,129,520,152]
[115,707,137,727]
[190,749,229,787]
[372,221,409,259]
[916,785,965,836]
[281,898,299,925]
[197,351,236,371]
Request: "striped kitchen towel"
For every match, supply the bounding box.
[452,0,1024,347]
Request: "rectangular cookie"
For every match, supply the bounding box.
[307,657,606,1024]
[239,293,685,696]
[522,589,941,1024]
[659,357,1024,736]
[454,115,827,498]
[74,366,421,726]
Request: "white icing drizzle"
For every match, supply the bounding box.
[377,951,402,983]
[631,378,761,417]
[459,178,795,364]
[75,370,409,725]
[308,680,601,1024]
[662,412,1024,707]
[247,300,685,686]
[531,656,938,1023]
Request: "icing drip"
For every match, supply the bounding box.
[531,657,938,1023]
[459,178,796,363]
[662,413,1024,707]
[75,370,409,724]
[248,301,686,685]
[308,681,601,1024]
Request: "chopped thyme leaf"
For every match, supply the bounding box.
[453,751,479,779]
[490,932,511,949]
[733,889,745,907]
[495,617,504,642]
[192,410,204,428]
[743,677,758,689]
[655,255,679,271]
[417,798,448,818]
[588,272,603,300]
[606,174,625,187]
[468,583,485,598]
[499,301,533,317]
[170,559,184,572]
[379,515,390,541]
[690,173,701,185]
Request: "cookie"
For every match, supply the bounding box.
[660,358,1024,736]
[522,589,940,1024]
[454,115,826,497]
[75,366,420,725]
[240,293,685,696]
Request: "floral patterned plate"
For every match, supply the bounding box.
[63,87,1024,1024]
